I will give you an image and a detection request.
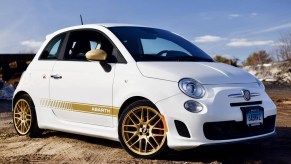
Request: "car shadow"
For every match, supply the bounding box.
[41,130,122,149]
[159,127,291,163]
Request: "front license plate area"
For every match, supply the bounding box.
[241,106,264,127]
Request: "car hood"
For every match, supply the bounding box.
[136,62,257,84]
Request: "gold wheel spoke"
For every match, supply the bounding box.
[24,103,29,111]
[153,134,164,137]
[145,138,148,152]
[21,102,25,111]
[19,102,23,110]
[130,138,141,148]
[148,113,158,124]
[128,115,137,125]
[23,122,28,132]
[17,104,22,112]
[15,117,22,121]
[132,111,141,122]
[123,124,136,128]
[126,133,138,143]
[16,122,21,129]
[147,138,156,149]
[14,112,22,115]
[124,130,136,134]
[151,136,160,146]
[153,127,165,131]
[153,117,162,127]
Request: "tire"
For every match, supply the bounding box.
[13,94,43,137]
[118,100,168,158]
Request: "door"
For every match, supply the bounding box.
[49,30,117,127]
[33,33,66,111]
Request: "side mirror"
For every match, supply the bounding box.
[85,49,107,61]
[85,49,111,72]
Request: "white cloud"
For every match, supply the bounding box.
[251,13,258,16]
[227,39,274,47]
[257,22,291,33]
[20,40,43,49]
[271,41,286,46]
[228,14,240,18]
[194,35,225,43]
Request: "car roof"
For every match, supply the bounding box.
[46,23,148,40]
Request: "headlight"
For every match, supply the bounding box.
[256,78,265,90]
[178,78,205,99]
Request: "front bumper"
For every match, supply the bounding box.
[155,83,277,150]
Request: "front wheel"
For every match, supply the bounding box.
[118,100,168,158]
[13,94,43,137]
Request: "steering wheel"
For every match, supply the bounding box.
[156,50,169,56]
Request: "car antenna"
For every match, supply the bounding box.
[80,14,84,25]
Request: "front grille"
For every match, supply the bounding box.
[230,101,262,107]
[203,115,276,140]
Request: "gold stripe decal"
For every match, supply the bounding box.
[40,99,119,117]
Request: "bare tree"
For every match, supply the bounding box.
[278,33,291,61]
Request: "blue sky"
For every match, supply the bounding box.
[1,0,291,62]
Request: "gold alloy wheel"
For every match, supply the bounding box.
[122,106,167,156]
[13,99,32,135]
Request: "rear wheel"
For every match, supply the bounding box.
[118,100,168,158]
[13,94,43,137]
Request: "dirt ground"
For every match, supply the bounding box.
[0,87,290,164]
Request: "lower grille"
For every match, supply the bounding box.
[203,115,276,140]
[230,101,262,107]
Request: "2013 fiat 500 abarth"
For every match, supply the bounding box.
[13,24,276,158]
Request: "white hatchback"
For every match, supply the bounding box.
[13,24,277,158]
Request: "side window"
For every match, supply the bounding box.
[64,30,124,63]
[39,34,65,60]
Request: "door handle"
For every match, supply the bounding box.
[51,74,62,79]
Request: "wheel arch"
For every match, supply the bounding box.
[13,91,30,109]
[118,96,154,120]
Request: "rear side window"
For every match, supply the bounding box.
[39,34,65,60]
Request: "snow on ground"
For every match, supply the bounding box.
[243,60,291,84]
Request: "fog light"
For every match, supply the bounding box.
[184,100,203,113]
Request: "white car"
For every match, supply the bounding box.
[13,24,277,158]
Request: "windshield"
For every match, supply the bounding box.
[109,27,214,62]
